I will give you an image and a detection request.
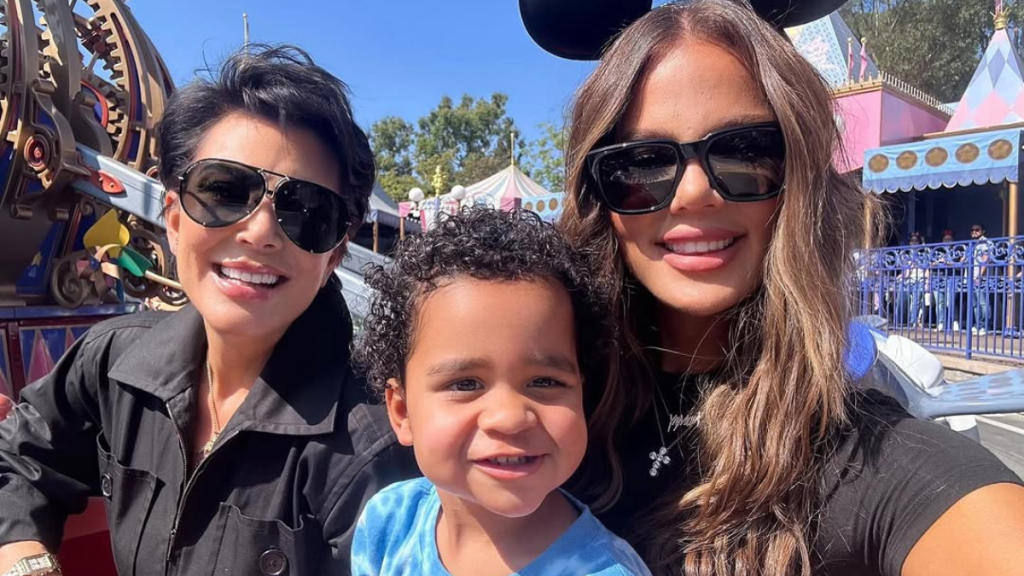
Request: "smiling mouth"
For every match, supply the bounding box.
[485,455,538,466]
[662,237,737,255]
[216,265,285,288]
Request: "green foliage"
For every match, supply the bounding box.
[369,92,532,201]
[369,116,417,202]
[841,0,1024,102]
[521,122,566,193]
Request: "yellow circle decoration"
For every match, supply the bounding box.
[868,154,890,173]
[548,198,558,210]
[956,143,980,164]
[896,151,918,170]
[524,202,534,211]
[988,139,1013,161]
[925,147,948,167]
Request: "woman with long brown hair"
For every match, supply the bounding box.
[560,1,1024,575]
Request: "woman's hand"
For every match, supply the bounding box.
[0,394,11,422]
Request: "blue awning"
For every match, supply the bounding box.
[862,128,1022,194]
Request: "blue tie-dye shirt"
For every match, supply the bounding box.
[351,477,652,576]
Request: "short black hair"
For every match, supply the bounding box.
[355,207,614,410]
[157,44,375,232]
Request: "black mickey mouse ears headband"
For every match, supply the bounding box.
[520,0,849,60]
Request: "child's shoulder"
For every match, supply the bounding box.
[365,477,436,516]
[542,497,652,576]
[579,514,653,576]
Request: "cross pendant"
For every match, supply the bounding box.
[649,446,671,477]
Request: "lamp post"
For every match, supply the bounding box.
[450,184,466,210]
[401,187,425,241]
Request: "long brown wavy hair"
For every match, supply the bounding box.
[560,1,882,575]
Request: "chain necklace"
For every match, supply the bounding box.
[201,360,221,459]
[646,377,703,478]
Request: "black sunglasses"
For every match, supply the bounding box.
[178,158,352,254]
[586,122,786,214]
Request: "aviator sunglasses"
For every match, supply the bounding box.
[178,158,352,254]
[586,122,786,214]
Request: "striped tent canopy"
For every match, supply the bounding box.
[399,165,562,231]
[442,164,553,209]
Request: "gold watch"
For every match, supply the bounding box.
[2,554,61,576]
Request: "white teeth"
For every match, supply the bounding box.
[493,456,530,466]
[220,266,280,286]
[665,238,735,255]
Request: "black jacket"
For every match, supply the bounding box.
[0,288,418,576]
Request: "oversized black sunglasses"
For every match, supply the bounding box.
[586,122,786,214]
[178,158,352,254]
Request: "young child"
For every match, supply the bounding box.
[352,208,651,576]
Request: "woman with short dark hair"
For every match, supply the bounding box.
[0,45,415,576]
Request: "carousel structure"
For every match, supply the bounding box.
[0,0,178,401]
[0,1,178,570]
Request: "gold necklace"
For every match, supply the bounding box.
[201,360,221,459]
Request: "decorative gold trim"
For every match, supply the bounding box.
[925,147,949,167]
[868,154,890,173]
[989,138,1014,161]
[956,143,981,164]
[896,150,919,170]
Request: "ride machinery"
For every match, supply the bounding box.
[0,1,175,568]
[0,0,177,398]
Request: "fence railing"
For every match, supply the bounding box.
[857,236,1024,361]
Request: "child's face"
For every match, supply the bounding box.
[386,277,587,519]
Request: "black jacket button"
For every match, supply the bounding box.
[259,549,288,576]
[100,474,113,498]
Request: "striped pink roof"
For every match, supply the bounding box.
[443,165,552,208]
[946,28,1024,132]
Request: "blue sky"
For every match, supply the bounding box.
[127,1,602,142]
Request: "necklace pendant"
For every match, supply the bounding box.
[202,431,220,459]
[649,446,671,477]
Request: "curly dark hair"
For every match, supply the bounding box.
[357,207,612,397]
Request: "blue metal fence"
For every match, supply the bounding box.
[857,236,1024,360]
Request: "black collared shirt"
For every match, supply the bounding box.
[0,287,418,576]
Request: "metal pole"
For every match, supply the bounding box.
[372,220,379,253]
[1009,182,1019,333]
[243,14,250,47]
[399,216,405,241]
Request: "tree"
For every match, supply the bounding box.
[522,122,566,193]
[369,116,418,202]
[841,0,1024,102]
[368,93,525,200]
[414,93,525,194]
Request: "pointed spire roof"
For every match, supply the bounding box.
[946,24,1024,131]
[786,12,879,88]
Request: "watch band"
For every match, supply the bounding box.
[3,553,60,576]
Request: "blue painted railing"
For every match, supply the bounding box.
[857,236,1024,361]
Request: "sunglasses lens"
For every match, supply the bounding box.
[275,181,351,253]
[181,161,264,226]
[594,144,679,212]
[706,128,785,199]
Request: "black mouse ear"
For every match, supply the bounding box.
[519,0,653,61]
[750,0,850,28]
[520,0,851,61]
